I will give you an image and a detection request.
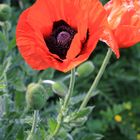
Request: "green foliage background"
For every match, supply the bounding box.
[0,0,140,140]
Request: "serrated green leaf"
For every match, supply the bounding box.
[64,106,94,126]
[70,93,86,105]
[81,133,104,140]
[48,118,57,134]
[74,106,94,119]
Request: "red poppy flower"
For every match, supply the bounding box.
[16,0,119,72]
[101,0,140,48]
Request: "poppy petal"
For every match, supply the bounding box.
[88,0,108,33]
[100,27,120,58]
[114,25,140,48]
[66,33,81,60]
[16,8,56,70]
[104,0,140,49]
[119,9,136,26]
[27,0,53,35]
[65,32,100,72]
[87,0,120,57]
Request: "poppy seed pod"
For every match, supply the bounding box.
[0,4,11,21]
[52,82,68,97]
[77,61,95,77]
[26,83,47,110]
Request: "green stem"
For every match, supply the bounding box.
[79,48,112,110]
[31,110,39,134]
[27,110,39,140]
[2,22,9,41]
[52,68,75,138]
[62,72,78,82]
[63,68,75,108]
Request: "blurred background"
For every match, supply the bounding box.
[0,0,140,140]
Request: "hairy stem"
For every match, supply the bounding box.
[79,48,112,110]
[27,110,39,140]
[52,68,75,138]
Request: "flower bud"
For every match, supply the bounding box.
[26,83,47,110]
[0,4,11,21]
[77,61,95,77]
[52,82,68,97]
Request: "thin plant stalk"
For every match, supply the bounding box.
[79,48,112,110]
[52,68,75,138]
[27,110,39,140]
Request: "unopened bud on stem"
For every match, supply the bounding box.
[77,61,95,77]
[52,82,68,97]
[26,83,47,110]
[0,4,11,21]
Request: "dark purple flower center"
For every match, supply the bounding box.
[44,20,77,59]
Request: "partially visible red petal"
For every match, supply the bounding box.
[80,29,103,58]
[66,33,81,60]
[104,0,113,15]
[114,25,140,48]
[131,14,140,26]
[100,27,120,58]
[104,0,140,50]
[119,9,135,25]
[74,0,89,40]
[16,8,55,70]
[87,0,120,57]
[64,32,100,72]
[27,0,78,35]
[88,0,108,33]
[27,0,53,35]
[62,0,78,29]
